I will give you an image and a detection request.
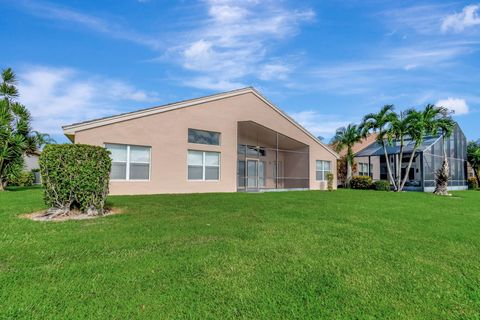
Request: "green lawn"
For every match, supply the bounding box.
[1,188,479,319]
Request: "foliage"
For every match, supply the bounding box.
[7,170,34,187]
[359,103,455,193]
[373,180,391,191]
[0,67,42,191]
[467,141,480,186]
[360,105,398,190]
[326,172,334,191]
[468,177,478,190]
[32,131,56,149]
[350,175,372,189]
[39,144,111,216]
[331,124,364,187]
[336,156,347,186]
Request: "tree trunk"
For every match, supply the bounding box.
[399,149,417,191]
[434,159,450,195]
[382,142,397,191]
[396,139,404,191]
[0,181,4,191]
[346,162,352,188]
[434,138,450,196]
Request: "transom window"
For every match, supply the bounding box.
[316,160,331,181]
[188,128,220,146]
[105,144,151,181]
[188,150,220,181]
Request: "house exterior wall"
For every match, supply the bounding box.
[73,92,337,195]
[354,156,380,180]
[23,154,39,171]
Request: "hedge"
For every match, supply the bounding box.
[39,144,111,216]
[468,177,478,190]
[373,180,391,191]
[350,176,372,190]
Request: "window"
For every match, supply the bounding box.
[188,150,220,181]
[358,163,372,176]
[188,129,220,145]
[105,144,150,180]
[316,160,331,181]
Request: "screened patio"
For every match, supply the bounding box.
[355,125,468,191]
[237,121,309,191]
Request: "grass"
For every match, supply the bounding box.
[1,188,480,319]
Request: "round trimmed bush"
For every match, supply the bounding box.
[39,144,111,216]
[350,176,372,190]
[373,180,391,191]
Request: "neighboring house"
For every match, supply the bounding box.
[23,152,42,184]
[333,133,379,186]
[62,87,339,195]
[354,124,468,191]
[23,153,39,171]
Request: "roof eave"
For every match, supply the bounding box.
[62,86,339,159]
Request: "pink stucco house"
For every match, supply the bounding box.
[63,87,338,195]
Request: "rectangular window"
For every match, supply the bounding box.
[359,163,369,176]
[105,144,151,181]
[188,128,220,146]
[358,163,373,177]
[188,150,220,181]
[316,160,331,181]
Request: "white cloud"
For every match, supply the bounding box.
[290,110,350,138]
[259,63,291,81]
[381,4,451,35]
[17,66,159,134]
[182,77,245,91]
[17,0,162,49]
[170,0,314,90]
[442,4,480,33]
[435,97,469,115]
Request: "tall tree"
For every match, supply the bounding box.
[0,68,37,190]
[387,110,410,190]
[331,124,363,187]
[360,105,397,190]
[467,141,480,187]
[394,104,455,193]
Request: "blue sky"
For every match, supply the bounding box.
[1,0,479,142]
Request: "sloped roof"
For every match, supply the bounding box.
[62,87,339,159]
[355,134,442,157]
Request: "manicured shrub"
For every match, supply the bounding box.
[468,177,478,190]
[327,172,334,191]
[350,176,372,190]
[8,171,35,187]
[373,180,391,191]
[39,144,111,217]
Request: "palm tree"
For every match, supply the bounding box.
[0,68,36,191]
[467,141,480,187]
[396,104,455,193]
[331,124,363,187]
[360,105,397,190]
[32,131,56,150]
[387,110,410,190]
